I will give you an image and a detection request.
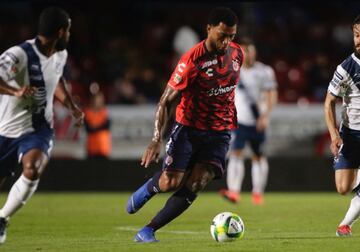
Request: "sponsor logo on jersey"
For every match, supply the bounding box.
[207,84,236,96]
[206,68,214,77]
[30,64,40,71]
[30,74,44,82]
[201,59,218,69]
[33,87,47,114]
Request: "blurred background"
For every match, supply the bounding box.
[1,1,359,191]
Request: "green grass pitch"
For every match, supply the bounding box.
[0,192,359,252]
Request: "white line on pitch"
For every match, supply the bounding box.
[116,226,207,235]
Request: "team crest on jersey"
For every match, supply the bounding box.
[232,60,240,71]
[174,73,182,84]
[55,62,63,74]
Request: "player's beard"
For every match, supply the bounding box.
[55,37,68,51]
[355,45,360,59]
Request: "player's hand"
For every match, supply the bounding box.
[14,86,36,98]
[256,115,268,132]
[71,105,84,127]
[141,141,162,168]
[330,136,343,158]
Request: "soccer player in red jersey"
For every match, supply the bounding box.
[126,7,244,242]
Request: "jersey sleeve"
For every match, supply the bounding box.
[262,65,278,90]
[167,54,198,91]
[328,65,348,97]
[0,46,26,82]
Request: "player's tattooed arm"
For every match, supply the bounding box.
[141,85,180,168]
[55,77,84,127]
[152,86,180,142]
[324,91,342,158]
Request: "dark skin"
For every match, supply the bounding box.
[0,21,84,185]
[141,22,237,193]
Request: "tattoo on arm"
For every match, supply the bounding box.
[152,86,180,142]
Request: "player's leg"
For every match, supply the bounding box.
[220,150,244,203]
[220,126,246,203]
[135,163,214,242]
[0,149,47,220]
[126,123,192,214]
[0,136,20,244]
[335,168,359,236]
[333,126,360,236]
[0,149,48,244]
[134,128,230,242]
[126,170,185,214]
[0,128,53,244]
[249,129,266,205]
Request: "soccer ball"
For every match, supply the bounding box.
[210,212,245,242]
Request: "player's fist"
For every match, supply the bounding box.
[71,105,84,127]
[14,86,36,97]
[330,136,343,158]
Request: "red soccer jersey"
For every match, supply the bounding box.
[168,40,244,131]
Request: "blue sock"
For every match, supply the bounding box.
[146,171,162,195]
[147,186,197,231]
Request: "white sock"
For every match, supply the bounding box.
[339,194,360,227]
[251,160,262,194]
[226,156,245,193]
[260,157,269,192]
[0,174,39,218]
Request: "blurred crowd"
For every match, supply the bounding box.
[0,1,359,106]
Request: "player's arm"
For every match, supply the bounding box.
[257,66,278,131]
[0,77,35,97]
[256,89,277,131]
[0,47,35,97]
[141,85,180,168]
[55,77,84,127]
[324,91,342,157]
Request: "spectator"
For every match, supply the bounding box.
[84,87,112,159]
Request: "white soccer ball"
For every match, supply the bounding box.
[210,211,245,242]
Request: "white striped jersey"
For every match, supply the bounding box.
[235,61,277,126]
[0,38,67,137]
[328,53,360,130]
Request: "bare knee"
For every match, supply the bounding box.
[22,162,41,180]
[22,150,48,180]
[336,184,352,195]
[159,172,183,192]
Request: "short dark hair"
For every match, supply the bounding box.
[38,7,70,38]
[208,7,238,27]
[353,14,360,27]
